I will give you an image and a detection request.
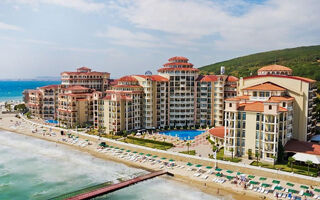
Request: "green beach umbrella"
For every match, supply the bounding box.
[226,176,234,180]
[139,153,144,155]
[206,166,213,169]
[249,181,259,185]
[85,139,89,142]
[187,162,193,166]
[303,192,312,197]
[274,186,283,190]
[300,185,309,189]
[215,173,222,177]
[195,164,202,168]
[120,148,125,150]
[109,146,114,148]
[146,154,152,157]
[226,170,233,174]
[248,175,255,179]
[286,182,294,187]
[133,151,138,153]
[236,172,242,175]
[314,188,320,193]
[215,168,222,172]
[169,159,175,162]
[115,147,119,149]
[288,189,298,194]
[161,157,166,160]
[272,180,280,184]
[126,150,131,152]
[261,183,271,188]
[152,155,158,158]
[259,177,267,181]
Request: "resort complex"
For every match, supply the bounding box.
[23,57,318,164]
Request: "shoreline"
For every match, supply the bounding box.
[0,114,316,200]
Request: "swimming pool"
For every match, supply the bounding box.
[45,120,58,124]
[159,130,205,140]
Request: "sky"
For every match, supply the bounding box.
[0,0,319,79]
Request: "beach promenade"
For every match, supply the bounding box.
[1,113,320,200]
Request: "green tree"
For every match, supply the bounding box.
[247,149,252,160]
[255,152,260,165]
[288,157,295,172]
[230,148,234,160]
[186,142,190,154]
[306,160,313,175]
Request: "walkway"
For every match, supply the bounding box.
[66,170,171,200]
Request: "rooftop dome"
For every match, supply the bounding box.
[258,64,292,76]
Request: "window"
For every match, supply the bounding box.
[269,105,272,110]
[256,113,260,121]
[253,91,257,97]
[260,92,265,97]
[266,92,270,97]
[229,103,232,107]
[282,102,286,107]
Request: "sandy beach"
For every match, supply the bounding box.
[0,113,318,200]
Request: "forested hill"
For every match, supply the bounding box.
[199,45,320,81]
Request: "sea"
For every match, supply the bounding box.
[0,130,224,200]
[0,81,61,102]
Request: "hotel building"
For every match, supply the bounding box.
[223,65,317,162]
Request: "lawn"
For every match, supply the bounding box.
[210,148,242,163]
[251,161,318,177]
[179,150,196,155]
[120,137,173,150]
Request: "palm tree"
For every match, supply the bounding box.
[186,142,190,154]
[247,149,252,159]
[271,155,277,168]
[230,148,234,160]
[255,152,260,165]
[306,160,313,175]
[288,157,295,172]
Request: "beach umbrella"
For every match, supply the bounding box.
[195,164,202,168]
[300,185,309,189]
[288,189,298,194]
[259,177,267,181]
[206,166,212,169]
[85,139,89,142]
[139,153,144,155]
[161,157,166,160]
[146,154,152,157]
[115,147,119,149]
[286,182,294,187]
[126,150,131,152]
[215,173,222,177]
[249,181,259,185]
[152,155,158,158]
[186,162,193,166]
[133,151,138,154]
[215,168,222,172]
[226,176,234,180]
[226,170,233,174]
[109,146,114,148]
[248,175,255,179]
[272,180,280,184]
[236,172,242,175]
[261,183,271,188]
[314,188,320,193]
[303,192,312,197]
[169,159,175,162]
[120,148,125,150]
[274,186,283,190]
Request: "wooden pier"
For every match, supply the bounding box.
[66,170,172,200]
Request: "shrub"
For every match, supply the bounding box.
[126,136,174,147]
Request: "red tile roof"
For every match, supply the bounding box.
[243,82,286,91]
[135,75,169,82]
[118,76,138,82]
[199,75,219,82]
[285,140,320,156]
[225,95,250,101]
[158,67,199,72]
[238,102,287,112]
[39,84,60,89]
[65,85,90,91]
[113,85,143,88]
[163,62,194,67]
[77,66,91,70]
[269,96,294,102]
[209,126,226,139]
[243,75,316,83]
[61,71,109,76]
[226,76,239,82]
[168,56,189,62]
[258,64,292,72]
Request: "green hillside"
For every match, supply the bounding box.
[200,45,320,81]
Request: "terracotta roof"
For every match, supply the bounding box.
[225,95,250,101]
[269,96,294,102]
[158,67,199,72]
[226,76,239,82]
[118,76,138,82]
[61,71,109,76]
[65,85,90,91]
[113,85,143,88]
[243,75,316,83]
[168,56,189,62]
[163,62,194,67]
[209,126,226,139]
[199,75,219,82]
[77,66,91,70]
[39,84,60,89]
[238,102,287,112]
[243,82,286,91]
[285,140,320,156]
[258,65,292,72]
[135,75,169,82]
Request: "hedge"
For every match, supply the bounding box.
[126,136,174,147]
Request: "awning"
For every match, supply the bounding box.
[293,153,320,164]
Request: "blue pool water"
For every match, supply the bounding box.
[159,130,205,140]
[45,120,58,124]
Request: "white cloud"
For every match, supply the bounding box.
[7,0,105,12]
[111,0,320,52]
[0,21,23,31]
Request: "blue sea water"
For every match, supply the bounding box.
[0,81,60,102]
